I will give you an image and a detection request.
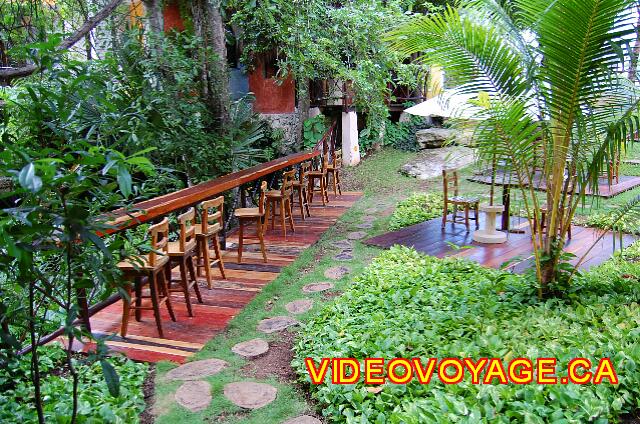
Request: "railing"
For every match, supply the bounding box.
[20,123,338,354]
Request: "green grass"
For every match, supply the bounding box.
[152,148,424,423]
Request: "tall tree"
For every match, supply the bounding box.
[190,0,229,128]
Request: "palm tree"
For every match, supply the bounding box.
[387,0,640,294]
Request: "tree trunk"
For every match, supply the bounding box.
[190,0,230,129]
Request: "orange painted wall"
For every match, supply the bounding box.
[163,1,185,32]
[248,56,296,114]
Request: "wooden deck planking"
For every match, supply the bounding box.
[81,192,362,363]
[365,214,638,271]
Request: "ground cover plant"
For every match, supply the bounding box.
[388,192,445,230]
[294,246,640,423]
[0,345,147,423]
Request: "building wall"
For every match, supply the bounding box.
[248,55,305,151]
[163,1,185,32]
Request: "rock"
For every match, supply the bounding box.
[357,223,373,229]
[232,339,269,358]
[364,208,378,214]
[175,380,211,412]
[285,299,314,314]
[401,146,476,181]
[347,231,367,240]
[416,128,457,149]
[223,382,277,409]
[166,358,228,381]
[334,251,354,261]
[333,240,354,250]
[257,316,300,333]
[302,282,335,293]
[362,215,376,223]
[324,266,350,280]
[282,416,323,424]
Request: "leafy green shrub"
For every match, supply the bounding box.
[294,246,640,423]
[0,346,147,423]
[576,210,640,235]
[303,115,328,150]
[389,193,445,230]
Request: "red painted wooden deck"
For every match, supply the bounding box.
[365,215,638,272]
[83,192,362,363]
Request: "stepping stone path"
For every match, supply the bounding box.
[175,380,211,412]
[334,251,354,261]
[283,416,323,424]
[347,231,367,240]
[362,215,376,222]
[302,282,335,293]
[285,299,314,314]
[257,316,300,333]
[224,382,277,409]
[166,358,228,381]
[365,208,379,214]
[232,338,269,358]
[333,239,354,250]
[324,266,350,280]
[357,223,373,229]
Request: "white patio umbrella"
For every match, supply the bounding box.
[404,92,481,119]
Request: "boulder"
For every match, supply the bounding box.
[416,128,457,149]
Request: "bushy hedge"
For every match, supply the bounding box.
[388,193,445,231]
[294,246,640,423]
[0,346,148,423]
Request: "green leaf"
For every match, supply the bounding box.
[100,359,121,398]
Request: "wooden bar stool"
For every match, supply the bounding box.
[291,162,312,220]
[307,154,329,206]
[167,208,203,317]
[442,169,479,231]
[534,205,572,239]
[235,181,268,263]
[196,196,226,289]
[265,169,296,237]
[326,149,343,197]
[118,218,176,338]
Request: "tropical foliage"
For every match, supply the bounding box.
[388,0,640,291]
[295,246,640,423]
[388,192,445,230]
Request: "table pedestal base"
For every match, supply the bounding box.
[473,204,507,244]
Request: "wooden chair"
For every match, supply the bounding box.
[534,205,572,239]
[265,169,296,237]
[326,149,343,197]
[118,218,176,338]
[442,169,479,231]
[235,181,268,263]
[166,208,203,317]
[307,154,330,206]
[291,161,312,220]
[195,196,227,289]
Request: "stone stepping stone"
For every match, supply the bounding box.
[324,266,350,280]
[362,215,376,223]
[166,358,228,381]
[257,316,300,333]
[333,240,354,250]
[175,380,211,412]
[224,382,277,409]
[347,231,367,240]
[285,299,314,314]
[357,223,373,229]
[365,208,378,214]
[283,416,323,424]
[232,338,269,358]
[334,251,354,261]
[302,282,335,293]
